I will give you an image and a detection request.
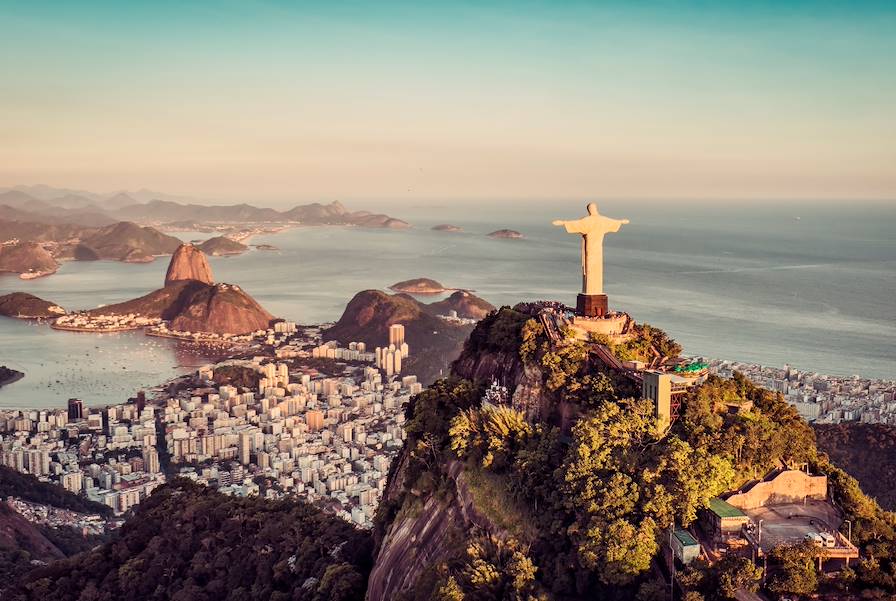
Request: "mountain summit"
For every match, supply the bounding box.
[164,243,214,286]
[83,245,275,335]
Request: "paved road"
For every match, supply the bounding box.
[735,590,770,601]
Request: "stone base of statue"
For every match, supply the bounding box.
[576,293,608,318]
[570,313,630,340]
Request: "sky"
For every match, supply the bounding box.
[1,1,894,204]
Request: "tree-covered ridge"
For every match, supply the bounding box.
[380,310,896,600]
[8,479,373,601]
[519,318,634,408]
[596,322,683,365]
[0,465,113,516]
[461,306,533,358]
[815,423,896,511]
[677,373,817,481]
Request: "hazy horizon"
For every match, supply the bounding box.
[2,182,895,211]
[2,1,895,203]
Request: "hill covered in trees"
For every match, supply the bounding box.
[0,467,112,588]
[0,466,112,516]
[323,290,480,383]
[7,479,373,601]
[369,305,896,601]
[6,305,896,600]
[815,422,896,511]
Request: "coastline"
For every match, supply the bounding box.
[50,323,143,333]
[388,285,462,295]
[19,268,58,280]
[145,329,246,349]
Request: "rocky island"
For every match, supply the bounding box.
[197,236,248,256]
[431,224,462,232]
[0,292,66,319]
[0,365,24,388]
[487,228,523,239]
[388,277,452,294]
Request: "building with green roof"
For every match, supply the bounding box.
[702,497,750,540]
[672,528,701,564]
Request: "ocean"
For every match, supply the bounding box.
[1,199,893,409]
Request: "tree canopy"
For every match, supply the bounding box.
[7,479,372,601]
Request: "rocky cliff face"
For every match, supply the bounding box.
[164,243,214,286]
[452,345,552,423]
[368,460,499,601]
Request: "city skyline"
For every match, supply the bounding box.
[2,1,895,203]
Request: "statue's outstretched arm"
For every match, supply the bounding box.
[554,217,588,233]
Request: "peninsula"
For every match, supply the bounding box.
[52,243,275,337]
[0,292,66,319]
[0,242,59,278]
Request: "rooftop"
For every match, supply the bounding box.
[674,528,699,547]
[709,497,747,519]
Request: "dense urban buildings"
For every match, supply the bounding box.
[0,321,420,528]
[705,358,896,424]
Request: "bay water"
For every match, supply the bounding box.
[1,199,893,408]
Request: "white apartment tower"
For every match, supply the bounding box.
[389,324,405,347]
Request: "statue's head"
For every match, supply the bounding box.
[587,202,598,215]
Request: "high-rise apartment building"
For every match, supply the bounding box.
[389,324,405,346]
[67,398,84,420]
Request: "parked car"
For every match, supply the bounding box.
[805,532,823,546]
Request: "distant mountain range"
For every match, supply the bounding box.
[0,184,204,206]
[0,185,408,277]
[0,185,409,228]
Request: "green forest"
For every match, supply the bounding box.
[7,479,373,601]
[5,307,896,600]
[379,307,896,600]
[0,465,113,516]
[815,423,896,511]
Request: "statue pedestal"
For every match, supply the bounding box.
[576,293,608,317]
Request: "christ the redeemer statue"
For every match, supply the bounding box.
[553,203,628,316]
